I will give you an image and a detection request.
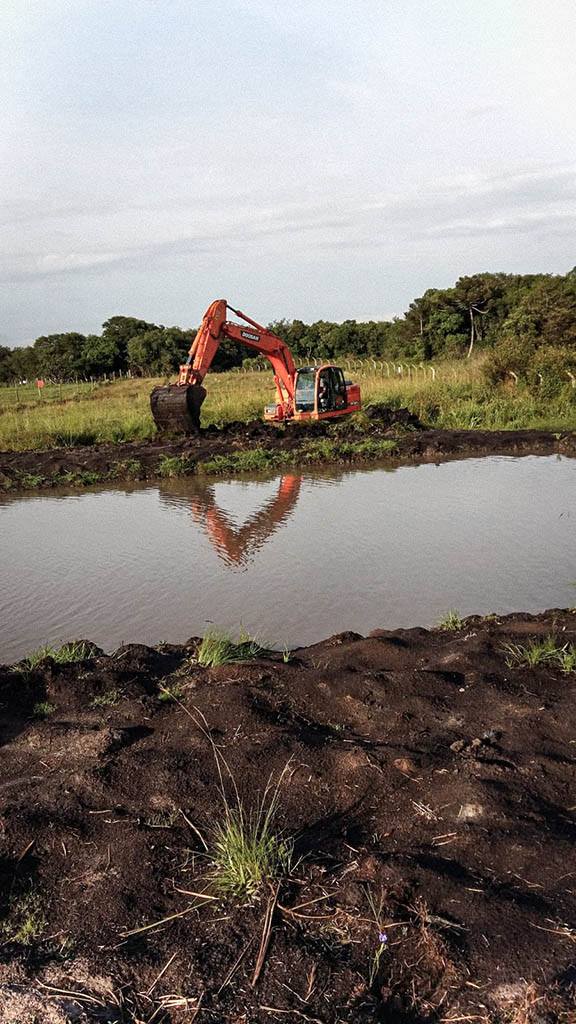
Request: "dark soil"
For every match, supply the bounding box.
[1,407,575,492]
[2,611,576,1022]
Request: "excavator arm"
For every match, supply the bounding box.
[178,299,297,418]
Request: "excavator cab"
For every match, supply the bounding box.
[292,366,352,419]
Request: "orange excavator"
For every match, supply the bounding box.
[150,299,361,433]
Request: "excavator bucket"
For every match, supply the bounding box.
[150,384,207,434]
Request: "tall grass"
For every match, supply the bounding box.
[1,357,575,451]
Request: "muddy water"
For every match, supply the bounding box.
[1,455,575,663]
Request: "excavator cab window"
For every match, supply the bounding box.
[295,370,316,412]
[317,367,347,413]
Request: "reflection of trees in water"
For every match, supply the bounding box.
[186,474,302,568]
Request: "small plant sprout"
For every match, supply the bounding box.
[90,688,123,708]
[32,702,56,718]
[158,683,184,703]
[366,887,389,987]
[438,609,465,631]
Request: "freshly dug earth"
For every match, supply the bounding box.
[1,406,576,491]
[2,611,576,1022]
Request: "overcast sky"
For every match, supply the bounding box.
[1,0,575,346]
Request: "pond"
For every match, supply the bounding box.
[1,454,575,663]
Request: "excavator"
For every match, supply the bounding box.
[150,299,361,433]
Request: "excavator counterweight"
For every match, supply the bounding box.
[150,300,361,433]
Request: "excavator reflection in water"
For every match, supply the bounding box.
[182,474,302,569]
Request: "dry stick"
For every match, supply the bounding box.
[17,839,35,863]
[252,883,279,987]
[146,952,178,996]
[35,980,105,1007]
[173,885,218,900]
[260,1008,325,1023]
[121,901,208,938]
[179,808,209,851]
[217,938,254,994]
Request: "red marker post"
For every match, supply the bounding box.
[37,379,44,398]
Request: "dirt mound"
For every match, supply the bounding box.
[2,611,576,1022]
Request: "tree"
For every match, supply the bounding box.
[33,333,85,381]
[127,327,194,376]
[0,346,12,383]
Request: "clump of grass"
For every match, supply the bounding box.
[502,636,576,672]
[557,644,576,674]
[1,887,46,945]
[32,701,56,717]
[90,688,123,708]
[156,454,195,477]
[438,609,465,631]
[24,640,97,668]
[198,448,293,475]
[210,766,294,900]
[502,635,564,668]
[109,458,143,480]
[198,628,270,667]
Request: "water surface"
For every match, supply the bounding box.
[1,455,575,662]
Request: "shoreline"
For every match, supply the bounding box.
[1,411,576,493]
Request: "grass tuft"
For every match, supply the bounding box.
[1,887,46,946]
[90,688,123,708]
[156,454,195,477]
[502,636,576,671]
[32,702,56,717]
[198,628,270,667]
[438,609,465,631]
[209,765,294,900]
[23,640,97,668]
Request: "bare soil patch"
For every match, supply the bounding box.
[2,611,576,1021]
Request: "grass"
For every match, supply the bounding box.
[502,636,576,670]
[197,628,270,666]
[438,609,465,631]
[209,760,294,901]
[32,701,56,717]
[156,454,195,477]
[23,640,97,668]
[1,887,46,945]
[2,355,575,453]
[90,688,123,708]
[157,683,185,702]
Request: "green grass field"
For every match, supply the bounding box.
[1,358,575,452]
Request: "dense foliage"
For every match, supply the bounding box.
[2,270,575,393]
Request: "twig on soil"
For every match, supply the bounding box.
[121,900,209,937]
[217,938,254,993]
[146,952,178,995]
[252,882,279,987]
[173,885,219,900]
[179,808,209,851]
[529,921,576,942]
[35,980,107,1007]
[260,1007,325,1023]
[17,838,35,863]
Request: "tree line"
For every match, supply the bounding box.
[2,269,575,395]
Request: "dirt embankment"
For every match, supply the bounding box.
[2,611,576,1022]
[1,407,576,492]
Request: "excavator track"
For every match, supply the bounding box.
[150,384,207,434]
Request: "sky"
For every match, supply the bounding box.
[1,0,576,346]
